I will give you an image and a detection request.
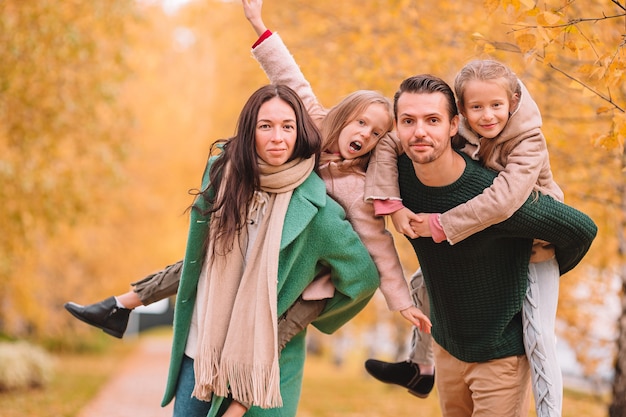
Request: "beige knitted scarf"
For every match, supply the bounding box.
[191,156,315,409]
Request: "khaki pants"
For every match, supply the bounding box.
[433,342,531,417]
[408,268,434,366]
[131,260,183,305]
[132,260,325,353]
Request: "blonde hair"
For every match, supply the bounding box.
[320,90,393,170]
[454,59,520,112]
[454,60,521,165]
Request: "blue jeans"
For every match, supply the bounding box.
[173,355,212,417]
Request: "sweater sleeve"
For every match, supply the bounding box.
[496,192,597,275]
[251,29,272,48]
[364,131,404,202]
[251,33,327,128]
[440,133,551,244]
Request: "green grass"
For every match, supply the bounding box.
[0,337,137,417]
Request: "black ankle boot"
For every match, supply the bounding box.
[64,296,131,339]
[364,359,435,398]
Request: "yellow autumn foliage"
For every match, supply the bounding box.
[1,3,624,407]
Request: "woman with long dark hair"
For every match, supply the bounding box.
[162,84,379,417]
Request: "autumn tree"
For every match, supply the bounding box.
[0,1,136,336]
[471,1,625,414]
[0,5,617,414]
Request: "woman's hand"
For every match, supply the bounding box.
[242,0,268,36]
[400,306,432,334]
[223,400,248,417]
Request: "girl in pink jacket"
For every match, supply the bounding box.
[364,60,564,417]
[243,0,429,330]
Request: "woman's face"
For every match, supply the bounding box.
[333,102,390,160]
[255,97,298,166]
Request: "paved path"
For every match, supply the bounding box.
[77,335,174,417]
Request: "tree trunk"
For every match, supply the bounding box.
[610,273,626,417]
[609,149,626,417]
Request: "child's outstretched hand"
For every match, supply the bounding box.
[390,207,424,239]
[400,306,432,334]
[242,0,267,36]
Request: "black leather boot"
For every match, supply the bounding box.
[64,296,131,339]
[364,359,435,398]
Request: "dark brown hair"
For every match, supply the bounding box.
[393,74,458,122]
[198,84,321,255]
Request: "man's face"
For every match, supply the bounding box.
[396,92,459,165]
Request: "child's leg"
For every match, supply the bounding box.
[130,260,183,305]
[64,260,183,338]
[115,291,143,310]
[363,268,435,398]
[408,268,435,374]
[277,297,327,353]
[523,258,562,417]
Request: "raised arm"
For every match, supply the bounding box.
[242,0,267,36]
[243,0,327,126]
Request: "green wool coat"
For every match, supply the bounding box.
[161,157,380,416]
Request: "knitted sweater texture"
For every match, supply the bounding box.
[398,152,597,362]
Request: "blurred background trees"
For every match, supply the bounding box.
[0,0,623,414]
[0,0,136,335]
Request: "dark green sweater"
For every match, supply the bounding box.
[398,152,597,362]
